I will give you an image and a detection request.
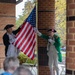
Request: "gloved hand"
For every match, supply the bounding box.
[34,27,42,36]
[33,27,38,33]
[48,39,55,44]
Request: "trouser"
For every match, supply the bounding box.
[49,67,59,75]
[48,52,59,75]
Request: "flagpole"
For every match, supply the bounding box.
[36,0,39,75]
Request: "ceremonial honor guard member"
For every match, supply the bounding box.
[34,28,62,75]
[3,24,21,57]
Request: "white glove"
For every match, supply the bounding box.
[33,27,38,33]
[48,39,55,44]
[34,27,42,36]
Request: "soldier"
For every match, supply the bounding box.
[3,24,21,57]
[34,28,62,75]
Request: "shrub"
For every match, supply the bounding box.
[18,52,37,65]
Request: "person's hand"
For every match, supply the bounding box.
[34,27,42,36]
[33,27,38,33]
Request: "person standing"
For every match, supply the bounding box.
[34,28,62,75]
[3,24,21,57]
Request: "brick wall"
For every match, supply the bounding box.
[66,0,75,75]
[0,2,16,68]
[38,0,55,75]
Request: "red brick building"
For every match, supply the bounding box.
[0,0,75,75]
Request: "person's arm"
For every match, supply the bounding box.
[34,27,49,40]
[39,33,49,40]
[3,34,10,47]
[13,27,21,35]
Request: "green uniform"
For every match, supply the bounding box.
[39,33,62,75]
[39,33,62,62]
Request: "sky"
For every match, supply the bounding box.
[16,0,27,18]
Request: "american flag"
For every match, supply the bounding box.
[14,6,36,60]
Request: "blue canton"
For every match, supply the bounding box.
[25,6,36,27]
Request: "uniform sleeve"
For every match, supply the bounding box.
[3,34,10,47]
[33,27,49,40]
[13,27,21,35]
[39,33,49,40]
